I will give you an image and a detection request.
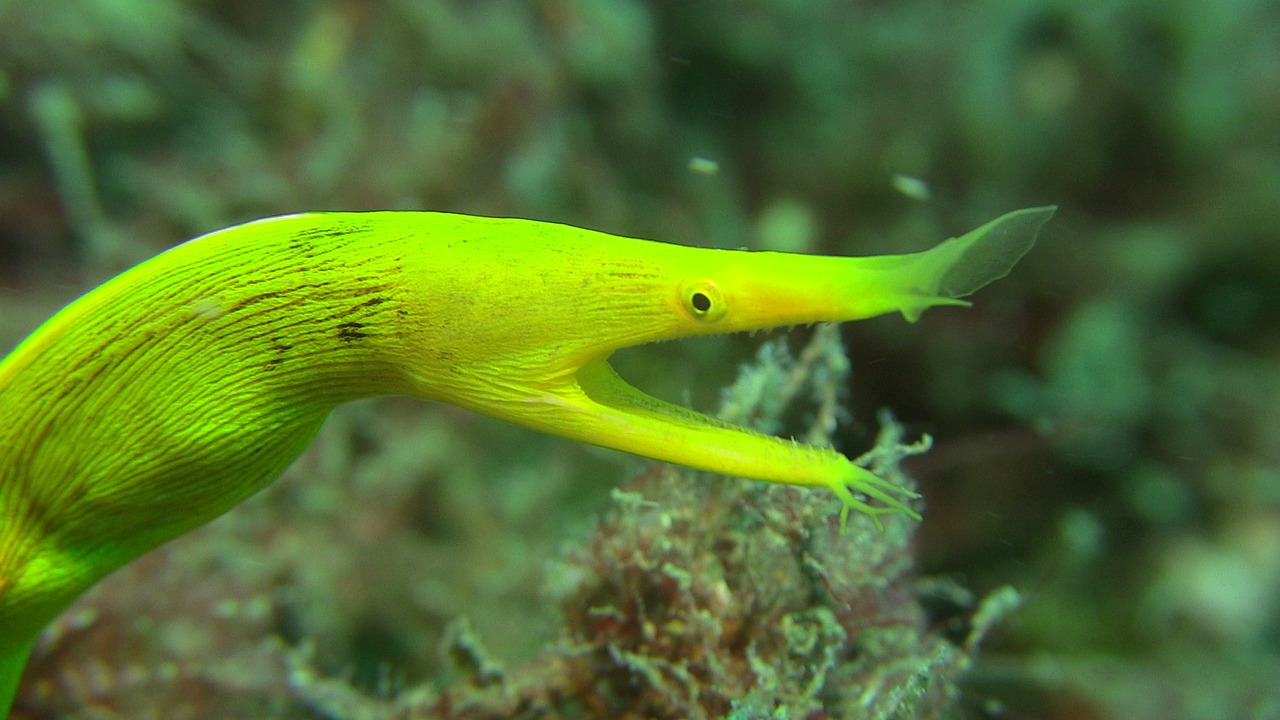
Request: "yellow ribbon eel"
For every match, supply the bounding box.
[0,206,1053,712]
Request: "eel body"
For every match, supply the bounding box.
[0,207,1053,712]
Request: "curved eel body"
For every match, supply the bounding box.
[0,207,1052,711]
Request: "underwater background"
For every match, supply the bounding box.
[1,0,1278,718]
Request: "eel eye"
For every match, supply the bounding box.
[680,279,726,321]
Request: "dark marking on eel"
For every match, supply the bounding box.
[336,321,368,343]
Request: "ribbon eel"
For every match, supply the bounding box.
[0,206,1053,711]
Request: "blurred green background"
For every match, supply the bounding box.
[1,0,1278,718]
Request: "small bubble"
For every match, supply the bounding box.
[687,156,720,175]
